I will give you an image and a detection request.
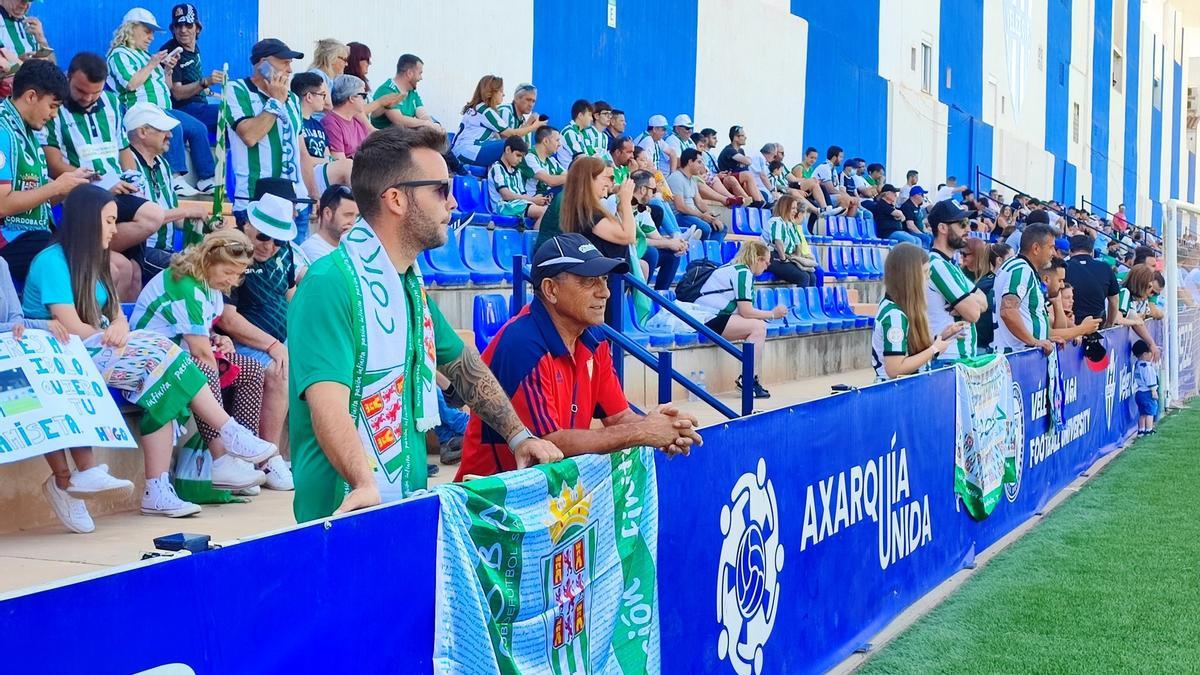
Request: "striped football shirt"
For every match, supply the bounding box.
[42,91,128,176]
[926,248,978,360]
[993,255,1049,351]
[223,78,307,211]
[107,46,173,109]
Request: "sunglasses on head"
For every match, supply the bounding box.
[381,178,452,201]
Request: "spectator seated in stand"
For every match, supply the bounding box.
[108,7,216,197]
[131,228,291,492]
[523,125,566,196]
[630,169,687,291]
[487,137,548,220]
[749,142,780,206]
[162,3,223,137]
[0,58,90,286]
[453,75,545,168]
[306,37,347,90]
[43,53,173,300]
[300,184,357,262]
[664,114,695,172]
[454,233,700,480]
[24,185,277,532]
[717,125,765,207]
[668,148,727,242]
[556,99,599,169]
[696,127,755,206]
[771,143,840,217]
[587,100,613,161]
[866,184,917,246]
[0,0,55,63]
[762,194,819,287]
[812,145,860,218]
[322,74,372,159]
[499,83,543,147]
[292,72,353,201]
[899,185,933,248]
[369,53,439,131]
[635,114,673,176]
[693,240,784,398]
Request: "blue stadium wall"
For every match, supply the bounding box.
[37,0,1193,227]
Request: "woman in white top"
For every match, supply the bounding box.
[451,75,546,167]
[695,241,786,398]
[872,243,958,380]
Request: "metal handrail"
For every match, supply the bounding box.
[975,168,1154,257]
[1079,196,1160,243]
[511,253,755,418]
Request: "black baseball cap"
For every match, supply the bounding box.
[170,4,201,28]
[879,183,899,194]
[1025,210,1050,225]
[532,233,629,286]
[927,199,977,226]
[251,38,304,64]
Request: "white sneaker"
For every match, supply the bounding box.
[141,472,201,518]
[67,464,134,498]
[172,176,201,197]
[821,205,846,217]
[42,476,95,533]
[262,455,294,491]
[234,485,260,496]
[678,225,700,241]
[194,177,216,194]
[219,419,278,464]
[211,455,266,491]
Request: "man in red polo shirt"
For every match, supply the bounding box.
[456,233,702,480]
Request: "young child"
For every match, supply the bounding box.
[1132,340,1159,435]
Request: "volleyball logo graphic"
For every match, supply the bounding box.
[1005,381,1026,502]
[717,457,783,675]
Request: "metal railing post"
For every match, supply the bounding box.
[657,350,673,406]
[741,342,755,417]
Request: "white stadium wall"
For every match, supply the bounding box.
[878,0,948,189]
[693,0,808,162]
[257,0,535,133]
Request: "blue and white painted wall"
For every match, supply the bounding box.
[36,0,1196,230]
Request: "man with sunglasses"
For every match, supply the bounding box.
[322,74,372,160]
[925,200,988,366]
[289,126,563,521]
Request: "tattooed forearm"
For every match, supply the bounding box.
[439,346,525,440]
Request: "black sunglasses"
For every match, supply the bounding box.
[253,232,286,247]
[355,92,369,100]
[382,179,452,201]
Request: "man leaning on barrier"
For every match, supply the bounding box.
[455,233,702,480]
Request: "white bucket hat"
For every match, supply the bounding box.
[246,193,298,242]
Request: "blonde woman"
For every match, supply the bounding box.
[307,38,348,89]
[695,240,786,398]
[107,7,215,196]
[872,243,960,380]
[132,229,290,492]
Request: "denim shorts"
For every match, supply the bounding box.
[1134,390,1158,417]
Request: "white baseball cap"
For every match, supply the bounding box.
[123,102,179,132]
[122,8,165,32]
[647,114,668,128]
[672,114,693,128]
[246,193,299,242]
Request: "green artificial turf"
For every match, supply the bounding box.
[860,405,1200,674]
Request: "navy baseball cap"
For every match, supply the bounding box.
[251,38,304,64]
[927,199,977,226]
[532,233,629,285]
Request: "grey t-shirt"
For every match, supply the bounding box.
[666,170,698,212]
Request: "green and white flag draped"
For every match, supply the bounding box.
[433,448,659,675]
[954,355,1020,519]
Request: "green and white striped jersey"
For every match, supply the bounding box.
[993,255,1049,351]
[0,98,51,233]
[635,133,671,174]
[696,263,754,316]
[1117,287,1133,316]
[451,103,505,162]
[223,78,307,211]
[585,126,611,162]
[558,122,597,166]
[487,161,532,206]
[130,271,224,344]
[107,46,173,109]
[0,9,39,58]
[521,151,563,195]
[873,297,913,380]
[926,249,978,360]
[132,148,180,250]
[42,91,128,176]
[498,103,535,148]
[762,216,804,256]
[664,132,695,159]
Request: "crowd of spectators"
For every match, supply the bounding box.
[0,1,1180,534]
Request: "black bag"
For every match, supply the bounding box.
[674,259,720,303]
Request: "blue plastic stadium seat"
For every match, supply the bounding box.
[807,287,851,330]
[721,241,739,263]
[753,288,787,337]
[704,240,722,263]
[825,246,849,280]
[481,181,522,228]
[747,208,764,235]
[472,294,509,352]
[835,286,871,328]
[731,207,752,235]
[850,247,877,279]
[424,227,472,285]
[466,165,488,179]
[785,287,828,333]
[121,303,135,320]
[617,297,651,348]
[822,286,863,329]
[460,226,506,284]
[523,229,540,257]
[627,294,673,349]
[687,239,706,263]
[492,229,522,281]
[451,176,493,226]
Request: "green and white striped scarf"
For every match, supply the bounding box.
[334,221,440,502]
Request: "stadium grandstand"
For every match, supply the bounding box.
[1,1,1200,673]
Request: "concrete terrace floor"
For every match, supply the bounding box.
[0,368,874,596]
